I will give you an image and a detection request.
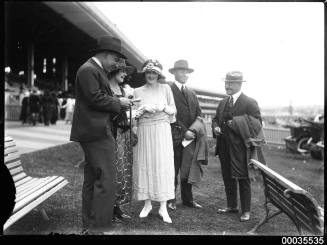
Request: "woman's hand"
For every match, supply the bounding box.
[138,105,156,114]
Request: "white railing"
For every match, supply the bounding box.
[263,127,290,145]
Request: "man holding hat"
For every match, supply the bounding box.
[167,59,203,210]
[70,35,133,234]
[212,71,262,222]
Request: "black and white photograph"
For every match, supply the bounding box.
[3,1,324,238]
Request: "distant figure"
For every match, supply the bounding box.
[42,90,52,126]
[59,97,67,120]
[29,89,41,126]
[50,92,59,125]
[19,91,30,124]
[62,96,75,124]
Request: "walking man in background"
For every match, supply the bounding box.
[70,35,133,234]
[167,60,203,210]
[212,71,262,222]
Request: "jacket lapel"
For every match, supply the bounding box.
[218,98,228,125]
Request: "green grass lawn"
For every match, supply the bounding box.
[5,141,324,235]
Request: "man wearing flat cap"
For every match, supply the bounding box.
[70,35,133,234]
[212,71,262,222]
[167,60,203,210]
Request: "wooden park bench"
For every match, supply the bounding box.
[4,136,69,231]
[248,159,324,235]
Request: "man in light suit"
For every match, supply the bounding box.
[212,71,262,222]
[70,36,133,234]
[167,60,203,210]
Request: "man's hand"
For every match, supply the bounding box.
[119,97,133,109]
[214,126,222,136]
[184,130,196,140]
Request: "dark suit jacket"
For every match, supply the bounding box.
[70,58,122,142]
[212,93,262,177]
[212,92,262,156]
[169,82,202,135]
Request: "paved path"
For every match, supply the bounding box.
[5,120,72,154]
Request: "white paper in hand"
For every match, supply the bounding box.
[182,139,193,148]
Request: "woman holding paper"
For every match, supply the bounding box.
[132,59,176,223]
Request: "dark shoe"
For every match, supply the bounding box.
[114,206,131,220]
[116,213,131,220]
[183,201,203,209]
[240,212,250,222]
[167,202,176,210]
[112,215,123,223]
[80,229,89,235]
[217,207,239,214]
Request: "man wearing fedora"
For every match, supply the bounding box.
[167,59,203,210]
[70,35,133,234]
[212,71,262,222]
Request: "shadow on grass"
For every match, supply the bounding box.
[4,142,324,236]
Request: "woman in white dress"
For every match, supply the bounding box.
[133,59,176,223]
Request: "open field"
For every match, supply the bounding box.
[4,141,324,236]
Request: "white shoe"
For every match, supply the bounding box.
[139,205,152,218]
[158,209,172,223]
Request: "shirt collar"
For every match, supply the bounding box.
[231,90,242,104]
[174,81,185,91]
[92,57,103,69]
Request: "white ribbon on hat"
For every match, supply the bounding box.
[142,62,162,74]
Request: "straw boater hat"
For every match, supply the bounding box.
[91,35,127,59]
[142,59,164,79]
[223,71,246,82]
[168,60,194,74]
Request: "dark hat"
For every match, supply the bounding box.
[92,35,126,59]
[169,60,194,74]
[223,71,246,82]
[108,59,135,75]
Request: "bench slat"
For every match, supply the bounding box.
[264,176,317,215]
[4,179,69,231]
[5,146,19,155]
[9,166,24,176]
[15,176,33,188]
[6,160,22,170]
[5,153,21,164]
[266,178,321,234]
[13,172,27,182]
[266,180,317,224]
[13,177,67,213]
[5,136,13,142]
[15,177,58,203]
[5,140,16,148]
[16,177,51,194]
[251,159,305,193]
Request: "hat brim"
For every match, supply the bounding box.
[142,70,165,80]
[91,48,127,59]
[221,77,246,82]
[168,68,194,74]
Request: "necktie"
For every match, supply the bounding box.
[229,96,234,108]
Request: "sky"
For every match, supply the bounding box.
[91,2,324,108]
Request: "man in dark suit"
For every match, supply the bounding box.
[167,60,203,210]
[70,36,133,234]
[212,71,262,222]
